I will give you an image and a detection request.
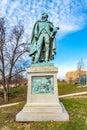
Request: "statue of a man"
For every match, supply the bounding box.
[29,13,59,63]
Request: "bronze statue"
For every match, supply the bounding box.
[29,13,59,63]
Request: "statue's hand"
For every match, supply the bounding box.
[51,27,59,38]
[53,27,59,32]
[56,27,59,30]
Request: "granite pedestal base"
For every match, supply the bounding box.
[16,64,69,121]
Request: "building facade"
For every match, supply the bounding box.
[79,74,87,86]
[66,69,87,84]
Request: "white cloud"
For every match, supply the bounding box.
[0,0,87,79]
[0,0,8,16]
[0,0,87,38]
[7,1,20,17]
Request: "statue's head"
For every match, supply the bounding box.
[42,13,48,19]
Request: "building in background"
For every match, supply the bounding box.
[66,69,87,84]
[79,74,87,86]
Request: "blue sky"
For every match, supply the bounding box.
[0,0,87,79]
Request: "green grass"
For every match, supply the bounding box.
[0,85,27,105]
[0,98,87,130]
[8,85,27,102]
[0,82,87,129]
[58,82,87,95]
[0,82,87,105]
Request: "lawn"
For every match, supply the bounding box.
[0,85,27,105]
[0,98,87,130]
[0,81,87,105]
[0,82,87,130]
[58,81,87,95]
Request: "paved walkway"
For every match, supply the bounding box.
[0,91,87,108]
[0,102,19,108]
[59,91,87,98]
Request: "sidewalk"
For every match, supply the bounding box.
[59,91,87,98]
[0,91,87,108]
[0,102,19,108]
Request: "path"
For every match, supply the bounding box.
[0,91,87,108]
[0,102,19,108]
[59,91,87,98]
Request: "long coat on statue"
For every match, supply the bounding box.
[29,19,58,62]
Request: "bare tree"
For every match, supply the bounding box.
[77,58,85,84]
[0,18,30,102]
[10,73,27,86]
[77,58,85,70]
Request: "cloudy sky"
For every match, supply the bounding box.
[0,0,87,79]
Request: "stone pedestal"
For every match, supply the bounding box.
[16,64,69,121]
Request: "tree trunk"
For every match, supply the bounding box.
[3,85,9,102]
[3,88,9,102]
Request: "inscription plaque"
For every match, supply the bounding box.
[32,76,54,94]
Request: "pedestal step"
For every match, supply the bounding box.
[16,102,69,121]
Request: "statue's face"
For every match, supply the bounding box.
[42,17,48,21]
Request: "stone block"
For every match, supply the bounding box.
[16,64,69,121]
